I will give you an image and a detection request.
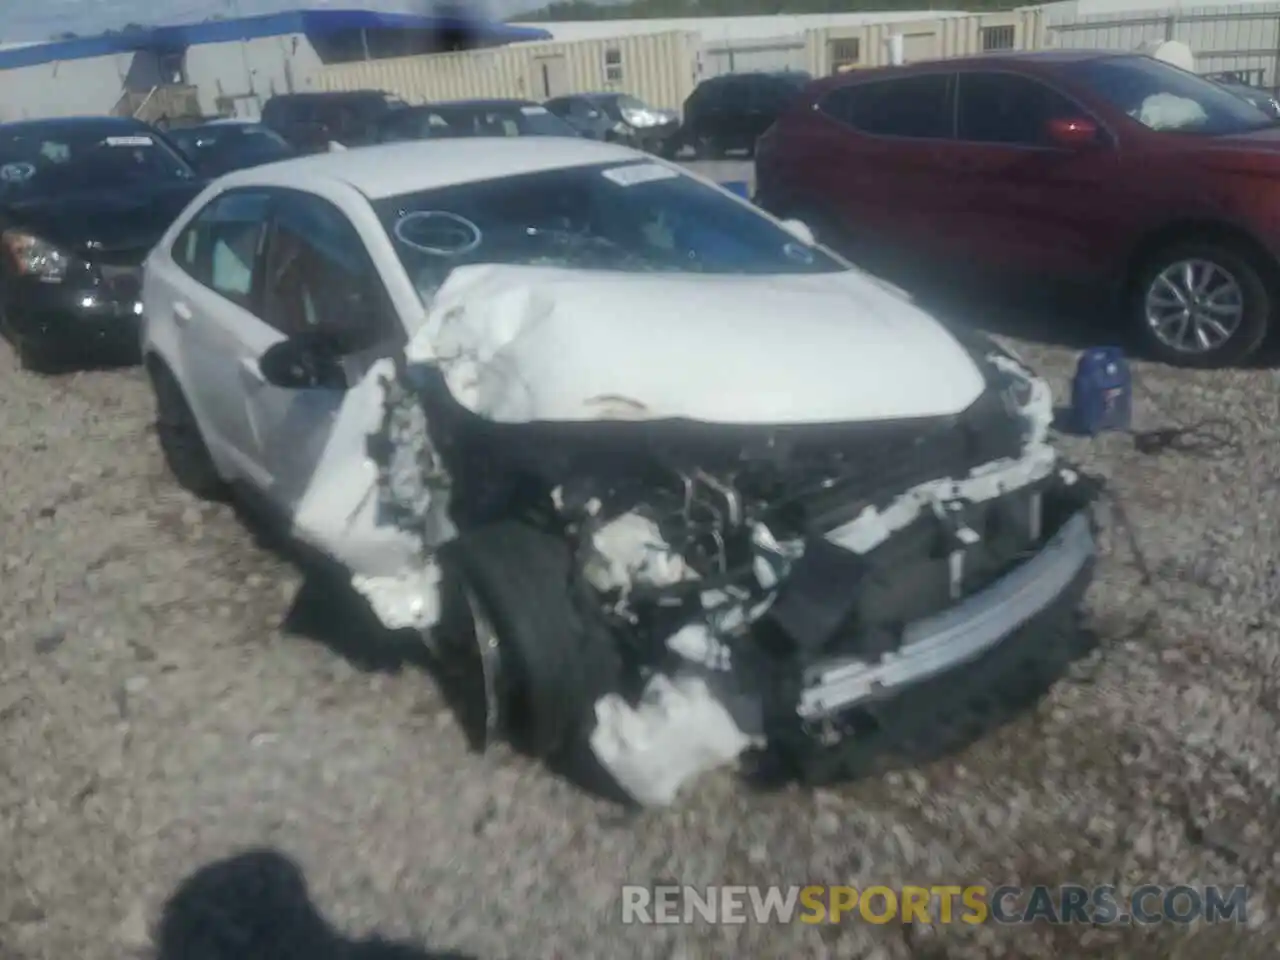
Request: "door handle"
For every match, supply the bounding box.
[172,300,193,327]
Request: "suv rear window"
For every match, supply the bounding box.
[821,73,954,139]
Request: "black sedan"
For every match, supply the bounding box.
[544,92,680,154]
[0,116,205,371]
[370,99,581,143]
[164,120,296,177]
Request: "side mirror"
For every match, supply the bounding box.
[1046,116,1101,149]
[779,218,816,246]
[258,333,347,390]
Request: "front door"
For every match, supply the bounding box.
[246,189,403,519]
[935,69,1122,280]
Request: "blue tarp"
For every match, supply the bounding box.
[0,10,553,70]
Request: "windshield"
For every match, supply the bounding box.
[0,124,196,199]
[375,161,843,302]
[616,95,649,112]
[1060,55,1273,135]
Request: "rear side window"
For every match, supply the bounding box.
[171,190,271,308]
[821,74,954,139]
[957,72,1086,146]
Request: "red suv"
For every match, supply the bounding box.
[756,50,1280,367]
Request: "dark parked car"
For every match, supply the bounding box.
[0,116,205,370]
[261,90,408,152]
[165,120,296,176]
[757,50,1280,368]
[544,92,679,153]
[370,99,580,143]
[678,70,812,159]
[1203,72,1280,119]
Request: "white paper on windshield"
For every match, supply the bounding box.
[103,135,154,147]
[602,162,679,187]
[0,161,35,181]
[520,105,549,116]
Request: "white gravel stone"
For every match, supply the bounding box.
[1,318,1278,958]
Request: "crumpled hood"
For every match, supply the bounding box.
[407,264,986,425]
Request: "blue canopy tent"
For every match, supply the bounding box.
[0,10,553,70]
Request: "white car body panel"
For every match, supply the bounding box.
[138,137,1062,808]
[411,262,985,425]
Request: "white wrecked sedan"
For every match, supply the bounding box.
[139,138,1099,806]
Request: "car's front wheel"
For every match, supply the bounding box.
[148,361,227,500]
[437,521,622,760]
[1131,238,1273,368]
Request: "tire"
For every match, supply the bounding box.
[439,521,623,760]
[1130,237,1273,368]
[148,362,227,500]
[764,562,1096,787]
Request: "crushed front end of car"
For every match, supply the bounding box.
[337,265,1098,807]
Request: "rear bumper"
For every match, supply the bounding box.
[797,508,1095,719]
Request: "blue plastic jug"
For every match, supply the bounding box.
[1070,347,1132,436]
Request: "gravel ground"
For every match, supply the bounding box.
[3,282,1280,957]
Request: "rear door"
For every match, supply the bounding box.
[162,188,274,484]
[935,68,1122,279]
[808,71,957,268]
[247,189,404,515]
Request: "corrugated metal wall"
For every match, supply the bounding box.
[184,34,326,118]
[316,31,699,112]
[803,9,1045,74]
[1045,3,1280,86]
[701,36,810,77]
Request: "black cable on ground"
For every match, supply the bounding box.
[1129,417,1243,459]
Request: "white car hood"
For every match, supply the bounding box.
[407,264,986,425]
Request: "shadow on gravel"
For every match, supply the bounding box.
[226,491,636,807]
[156,847,479,960]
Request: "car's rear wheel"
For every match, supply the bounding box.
[437,521,622,760]
[1131,238,1272,368]
[148,362,227,500]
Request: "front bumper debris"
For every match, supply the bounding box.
[797,509,1094,719]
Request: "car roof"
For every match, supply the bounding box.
[215,136,648,199]
[0,115,152,135]
[430,98,538,109]
[808,49,1142,94]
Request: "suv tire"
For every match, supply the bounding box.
[1131,237,1273,368]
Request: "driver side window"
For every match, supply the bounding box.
[259,191,398,351]
[171,190,271,308]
